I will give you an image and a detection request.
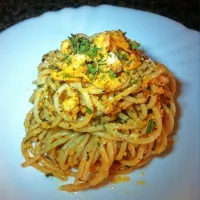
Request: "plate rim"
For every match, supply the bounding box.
[0,4,199,200]
[0,5,199,37]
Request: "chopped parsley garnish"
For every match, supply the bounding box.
[130,41,141,49]
[87,44,100,58]
[37,84,43,89]
[68,35,101,57]
[68,34,90,54]
[87,64,97,75]
[146,119,156,134]
[86,107,93,114]
[86,58,99,76]
[79,38,90,53]
[68,34,78,53]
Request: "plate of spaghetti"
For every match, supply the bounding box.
[0,5,199,200]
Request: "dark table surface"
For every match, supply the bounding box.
[0,0,199,33]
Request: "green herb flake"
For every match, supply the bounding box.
[94,121,98,127]
[101,74,106,80]
[87,44,100,58]
[68,34,79,53]
[37,84,43,89]
[87,64,97,75]
[64,55,72,64]
[68,34,90,54]
[94,58,99,69]
[133,69,137,73]
[108,70,117,79]
[86,58,99,76]
[48,65,57,70]
[129,78,138,85]
[100,114,106,131]
[146,119,156,134]
[130,41,141,50]
[62,73,70,79]
[125,71,130,76]
[45,173,54,178]
[117,52,128,61]
[127,59,133,65]
[97,141,101,147]
[68,57,72,64]
[86,107,93,114]
[132,79,138,84]
[79,38,90,53]
[99,53,104,60]
[98,68,103,73]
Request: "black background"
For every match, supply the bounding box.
[0,0,199,32]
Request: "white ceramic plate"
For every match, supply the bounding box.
[0,5,199,200]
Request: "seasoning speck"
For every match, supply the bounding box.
[136,180,145,185]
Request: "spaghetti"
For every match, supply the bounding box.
[21,30,176,191]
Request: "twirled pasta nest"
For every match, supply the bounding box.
[21,30,176,191]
